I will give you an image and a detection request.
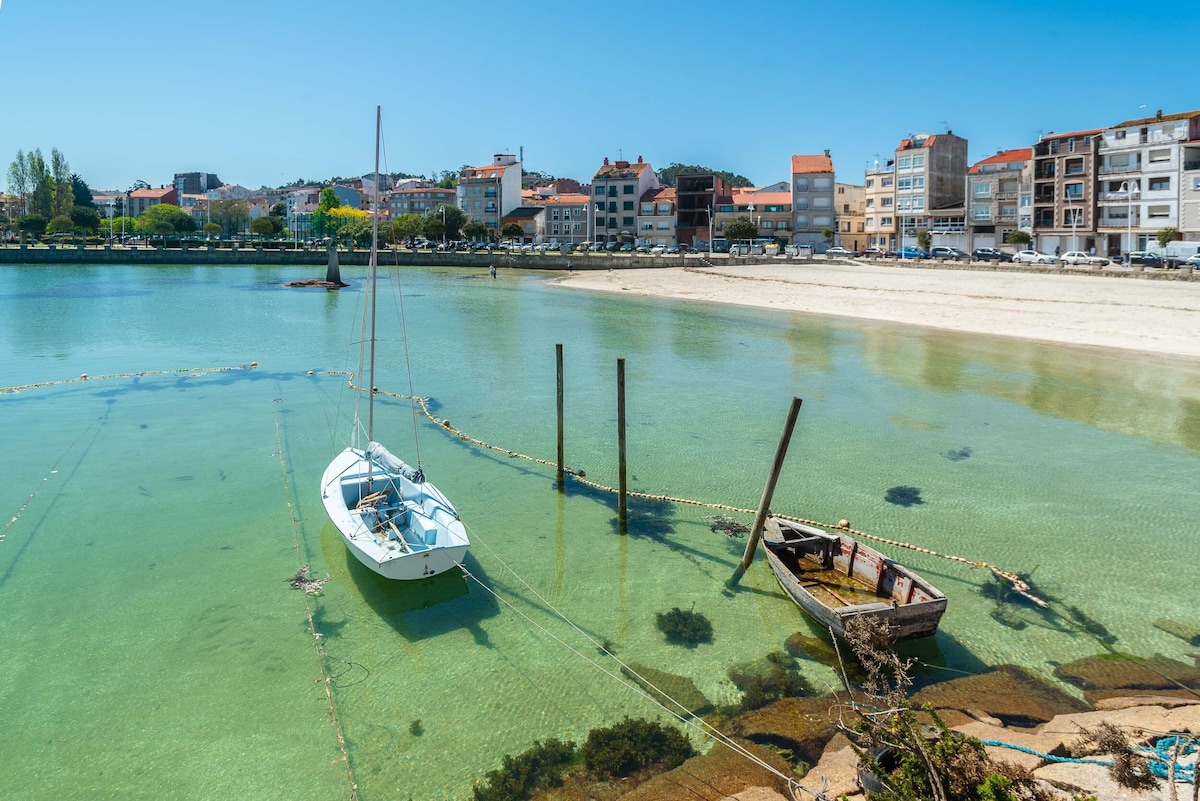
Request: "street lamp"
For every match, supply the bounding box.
[1119,180,1139,260]
[1065,189,1077,252]
[441,205,446,245]
[707,204,713,256]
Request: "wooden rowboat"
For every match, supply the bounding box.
[761,516,946,641]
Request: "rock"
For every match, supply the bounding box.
[1084,687,1200,707]
[1054,653,1200,693]
[1034,760,1191,801]
[726,695,843,768]
[728,788,790,801]
[796,743,861,800]
[622,662,713,716]
[617,740,790,801]
[913,664,1090,726]
[1153,618,1200,646]
[1092,694,1200,711]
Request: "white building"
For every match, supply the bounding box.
[591,156,659,243]
[457,154,523,236]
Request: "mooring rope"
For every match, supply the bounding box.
[339,373,1044,606]
[0,363,259,395]
[271,399,359,801]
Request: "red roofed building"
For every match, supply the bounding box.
[543,193,593,245]
[591,156,659,243]
[126,185,179,216]
[966,148,1032,252]
[457,154,523,236]
[893,131,969,250]
[637,187,676,246]
[790,151,836,248]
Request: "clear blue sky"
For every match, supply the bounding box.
[2,0,1198,193]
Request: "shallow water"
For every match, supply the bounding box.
[2,263,1198,799]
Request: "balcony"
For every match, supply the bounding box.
[1097,214,1139,229]
[997,212,1018,222]
[1186,160,1200,171]
[995,191,1017,201]
[1099,164,1140,176]
[1100,191,1138,202]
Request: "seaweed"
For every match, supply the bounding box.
[885,485,924,507]
[655,607,713,647]
[472,738,577,801]
[579,718,693,779]
[943,446,973,461]
[727,651,813,711]
[705,514,749,538]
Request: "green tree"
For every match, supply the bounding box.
[821,227,835,246]
[269,201,287,218]
[46,214,75,235]
[916,229,932,252]
[1005,230,1032,247]
[723,215,757,243]
[49,148,73,218]
[203,222,223,237]
[209,199,250,235]
[100,216,135,239]
[501,222,524,240]
[1155,227,1178,249]
[6,149,34,216]
[70,174,95,209]
[249,217,277,238]
[129,179,150,191]
[422,215,444,241]
[463,220,488,242]
[135,203,194,243]
[17,214,48,238]
[70,205,101,233]
[657,162,752,188]
[427,204,464,240]
[317,187,342,213]
[435,170,458,190]
[392,213,424,245]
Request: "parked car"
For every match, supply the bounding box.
[1013,250,1059,264]
[635,244,651,253]
[971,247,1013,262]
[897,246,929,260]
[825,246,853,257]
[1186,254,1200,267]
[858,247,887,258]
[619,243,633,252]
[666,245,681,255]
[1116,251,1162,267]
[1060,251,1110,266]
[649,245,666,255]
[929,246,969,261]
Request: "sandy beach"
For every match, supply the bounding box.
[556,262,1200,360]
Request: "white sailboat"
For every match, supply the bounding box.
[320,106,469,580]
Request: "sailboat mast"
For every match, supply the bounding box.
[367,105,381,444]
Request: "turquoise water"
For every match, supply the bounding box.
[2,263,1198,800]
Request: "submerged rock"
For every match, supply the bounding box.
[622,662,713,716]
[913,664,1089,727]
[1054,653,1200,705]
[1154,617,1200,646]
[884,485,924,506]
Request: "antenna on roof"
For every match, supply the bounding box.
[940,120,949,132]
[617,148,623,161]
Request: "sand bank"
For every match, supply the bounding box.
[556,263,1200,360]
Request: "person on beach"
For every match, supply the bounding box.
[489,265,496,279]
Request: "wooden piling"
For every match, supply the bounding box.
[556,343,565,489]
[617,358,627,533]
[729,396,803,586]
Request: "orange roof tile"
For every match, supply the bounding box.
[1112,109,1200,128]
[790,154,833,174]
[1041,128,1103,141]
[461,164,513,180]
[593,158,652,179]
[968,148,1032,174]
[734,190,790,206]
[129,187,175,199]
[543,194,591,204]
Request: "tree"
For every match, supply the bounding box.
[70,205,101,233]
[130,179,150,191]
[46,215,75,235]
[1155,227,1178,249]
[317,187,342,213]
[657,162,753,188]
[269,201,287,218]
[427,204,464,241]
[17,214,48,238]
[6,150,33,216]
[135,203,194,243]
[463,221,488,241]
[325,206,368,240]
[422,216,444,241]
[821,227,836,246]
[1005,230,1031,247]
[100,216,135,239]
[723,215,757,243]
[249,217,277,238]
[501,222,524,240]
[70,174,94,209]
[916,229,932,252]
[203,222,223,238]
[209,199,250,235]
[435,170,458,190]
[392,213,425,245]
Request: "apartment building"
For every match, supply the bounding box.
[863,159,896,249]
[501,207,543,243]
[458,154,523,236]
[966,148,1031,251]
[126,186,179,216]
[834,183,865,251]
[173,172,222,196]
[1096,109,1200,255]
[714,188,791,245]
[591,156,659,243]
[637,187,676,247]
[543,194,592,245]
[675,173,731,249]
[789,152,835,248]
[387,185,455,218]
[1183,138,1200,240]
[1029,129,1101,255]
[894,132,968,249]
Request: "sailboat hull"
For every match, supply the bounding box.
[321,446,469,581]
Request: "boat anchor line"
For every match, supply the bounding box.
[328,371,1046,608]
[270,401,359,801]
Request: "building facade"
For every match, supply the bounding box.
[591,156,659,243]
[543,194,593,245]
[834,183,865,251]
[863,160,896,249]
[715,188,790,245]
[790,152,836,248]
[1029,129,1102,255]
[675,173,731,249]
[387,185,455,218]
[636,187,676,246]
[1183,138,1200,241]
[966,148,1031,251]
[173,172,222,196]
[457,154,522,236]
[893,132,968,250]
[126,186,179,216]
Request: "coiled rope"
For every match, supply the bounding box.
[342,373,1045,606]
[982,735,1196,783]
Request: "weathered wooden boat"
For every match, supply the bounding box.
[762,516,946,640]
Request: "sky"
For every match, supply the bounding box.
[2,0,1199,194]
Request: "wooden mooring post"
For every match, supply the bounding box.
[617,358,627,533]
[729,396,803,586]
[556,343,565,489]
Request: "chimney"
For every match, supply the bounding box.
[824,149,830,158]
[603,157,609,166]
[1156,109,1163,121]
[637,155,643,163]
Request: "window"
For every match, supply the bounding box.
[657,222,670,230]
[595,185,605,195]
[843,203,850,213]
[766,205,784,212]
[1148,205,1170,219]
[813,216,831,226]
[912,155,925,168]
[1065,182,1084,199]
[1020,192,1031,207]
[866,179,874,188]
[881,177,893,187]
[880,216,893,226]
[762,221,774,229]
[1149,176,1170,191]
[1149,149,1170,163]
[641,222,653,230]
[657,203,670,213]
[551,209,560,220]
[897,196,912,211]
[640,203,653,213]
[813,197,831,208]
[1000,206,1017,218]
[551,224,559,235]
[882,197,892,207]
[794,215,808,227]
[866,198,874,208]
[898,177,912,190]
[1062,209,1083,226]
[794,199,808,211]
[813,176,833,189]
[623,185,634,194]
[1115,130,1126,140]
[1065,158,1084,175]
[973,205,991,220]
[838,186,845,195]
[866,216,875,228]
[795,178,809,191]
[622,216,634,226]
[1194,177,1200,191]
[897,156,912,169]
[974,183,992,198]
[912,197,925,210]
[623,201,634,210]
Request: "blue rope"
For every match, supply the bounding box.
[982,737,1196,783]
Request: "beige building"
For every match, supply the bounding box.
[834,183,865,251]
[894,132,969,250]
[1031,129,1102,255]
[543,194,592,245]
[126,186,179,216]
[863,160,896,249]
[966,148,1032,251]
[458,154,523,236]
[1183,139,1200,240]
[637,187,676,246]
